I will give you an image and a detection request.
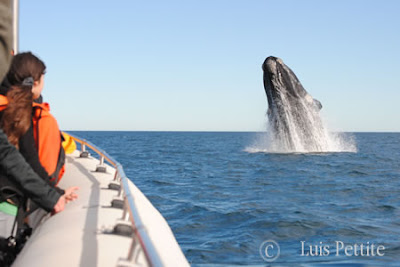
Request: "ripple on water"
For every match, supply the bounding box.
[70,131,400,265]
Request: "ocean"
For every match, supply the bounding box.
[69,131,400,266]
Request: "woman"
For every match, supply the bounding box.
[4,52,67,186]
[0,52,78,235]
[0,52,76,192]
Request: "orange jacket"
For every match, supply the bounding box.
[0,95,7,110]
[32,102,65,185]
[0,95,65,185]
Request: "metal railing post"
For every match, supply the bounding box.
[80,143,89,158]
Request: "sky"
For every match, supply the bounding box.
[19,0,400,132]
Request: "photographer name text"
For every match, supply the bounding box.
[301,241,385,257]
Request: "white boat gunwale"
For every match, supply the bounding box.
[66,133,164,266]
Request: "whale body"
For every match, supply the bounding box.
[262,56,328,152]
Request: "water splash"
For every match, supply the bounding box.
[253,56,357,154]
[246,95,357,153]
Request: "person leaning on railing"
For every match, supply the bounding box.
[0,0,69,252]
[0,51,70,188]
[0,52,79,200]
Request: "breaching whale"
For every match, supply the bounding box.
[262,56,328,152]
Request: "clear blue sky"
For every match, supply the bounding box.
[19,0,400,132]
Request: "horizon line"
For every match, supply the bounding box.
[63,130,400,133]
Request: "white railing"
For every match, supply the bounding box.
[67,133,163,267]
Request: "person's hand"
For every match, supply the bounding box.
[52,195,66,214]
[64,186,79,203]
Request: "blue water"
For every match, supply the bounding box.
[69,131,400,266]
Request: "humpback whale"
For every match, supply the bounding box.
[262,56,328,152]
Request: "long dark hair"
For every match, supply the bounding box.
[6,52,46,85]
[1,52,46,148]
[1,85,33,147]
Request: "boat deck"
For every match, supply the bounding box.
[12,150,188,267]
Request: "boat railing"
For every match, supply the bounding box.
[67,133,163,267]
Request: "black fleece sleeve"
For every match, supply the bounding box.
[19,125,65,194]
[0,130,61,211]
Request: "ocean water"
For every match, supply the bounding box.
[69,131,400,266]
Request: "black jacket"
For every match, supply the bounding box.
[0,129,61,212]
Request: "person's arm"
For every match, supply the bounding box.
[0,129,62,212]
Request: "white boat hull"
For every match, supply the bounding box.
[12,150,189,267]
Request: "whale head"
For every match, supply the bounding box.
[262,56,322,115]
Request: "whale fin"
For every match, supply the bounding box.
[313,99,322,110]
[305,94,322,110]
